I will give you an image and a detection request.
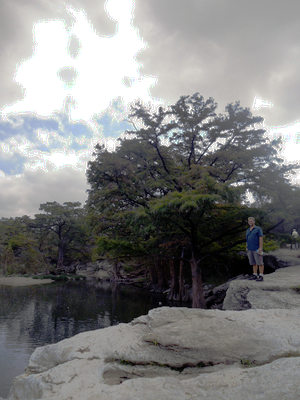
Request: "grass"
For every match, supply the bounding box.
[241,358,256,366]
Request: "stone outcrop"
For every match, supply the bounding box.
[73,260,119,280]
[204,274,247,308]
[3,251,300,399]
[5,305,300,400]
[223,265,300,311]
[267,248,300,267]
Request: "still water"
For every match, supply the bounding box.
[0,279,170,398]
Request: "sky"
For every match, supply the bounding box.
[1,0,300,218]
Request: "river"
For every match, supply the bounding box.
[0,279,173,398]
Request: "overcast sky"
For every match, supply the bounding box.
[1,0,300,218]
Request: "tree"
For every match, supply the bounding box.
[0,217,46,274]
[32,202,88,272]
[86,93,299,307]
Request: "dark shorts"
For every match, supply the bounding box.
[247,250,263,266]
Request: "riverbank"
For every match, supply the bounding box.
[1,247,298,290]
[2,249,300,399]
[5,305,300,399]
[0,276,55,286]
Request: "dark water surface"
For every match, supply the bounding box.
[0,279,169,398]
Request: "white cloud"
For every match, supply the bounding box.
[0,167,89,218]
[46,152,81,168]
[1,0,157,124]
[1,0,300,218]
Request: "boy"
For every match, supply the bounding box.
[246,217,264,281]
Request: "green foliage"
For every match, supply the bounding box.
[233,238,280,253]
[0,203,94,274]
[86,93,300,306]
[119,358,136,366]
[95,236,143,259]
[0,218,48,275]
[262,239,280,252]
[31,202,92,269]
[241,359,256,366]
[122,263,135,273]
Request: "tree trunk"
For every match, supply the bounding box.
[153,259,168,292]
[111,281,117,325]
[179,248,189,302]
[159,259,168,292]
[56,244,65,273]
[113,261,121,281]
[190,252,207,308]
[168,259,180,301]
[150,262,158,287]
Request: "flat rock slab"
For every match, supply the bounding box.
[223,265,300,310]
[268,248,300,266]
[6,307,300,400]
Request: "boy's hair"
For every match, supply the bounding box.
[248,216,255,221]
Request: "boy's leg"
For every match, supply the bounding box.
[259,264,264,275]
[248,263,258,280]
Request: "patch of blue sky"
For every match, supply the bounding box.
[0,113,94,145]
[0,115,59,141]
[0,120,24,141]
[0,153,26,175]
[70,140,88,151]
[34,144,52,153]
[63,121,94,138]
[96,113,131,138]
[23,115,59,132]
[46,140,64,150]
[112,98,127,113]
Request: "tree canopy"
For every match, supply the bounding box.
[31,201,89,272]
[87,93,299,306]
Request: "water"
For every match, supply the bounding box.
[0,279,170,398]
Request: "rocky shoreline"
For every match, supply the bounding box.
[71,247,300,309]
[4,300,300,399]
[2,248,300,399]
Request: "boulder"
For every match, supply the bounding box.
[223,265,300,310]
[262,254,290,270]
[73,260,122,280]
[205,274,246,308]
[6,306,300,400]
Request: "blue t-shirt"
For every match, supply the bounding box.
[246,226,263,251]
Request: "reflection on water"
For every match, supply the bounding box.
[0,280,169,398]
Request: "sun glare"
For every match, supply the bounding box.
[252,97,273,110]
[1,0,156,123]
[47,152,79,168]
[270,121,300,163]
[252,97,300,164]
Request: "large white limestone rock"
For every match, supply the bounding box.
[5,306,300,400]
[223,265,300,310]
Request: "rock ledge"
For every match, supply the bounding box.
[5,305,300,400]
[223,265,300,310]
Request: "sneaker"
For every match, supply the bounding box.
[248,274,258,280]
[256,275,263,282]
